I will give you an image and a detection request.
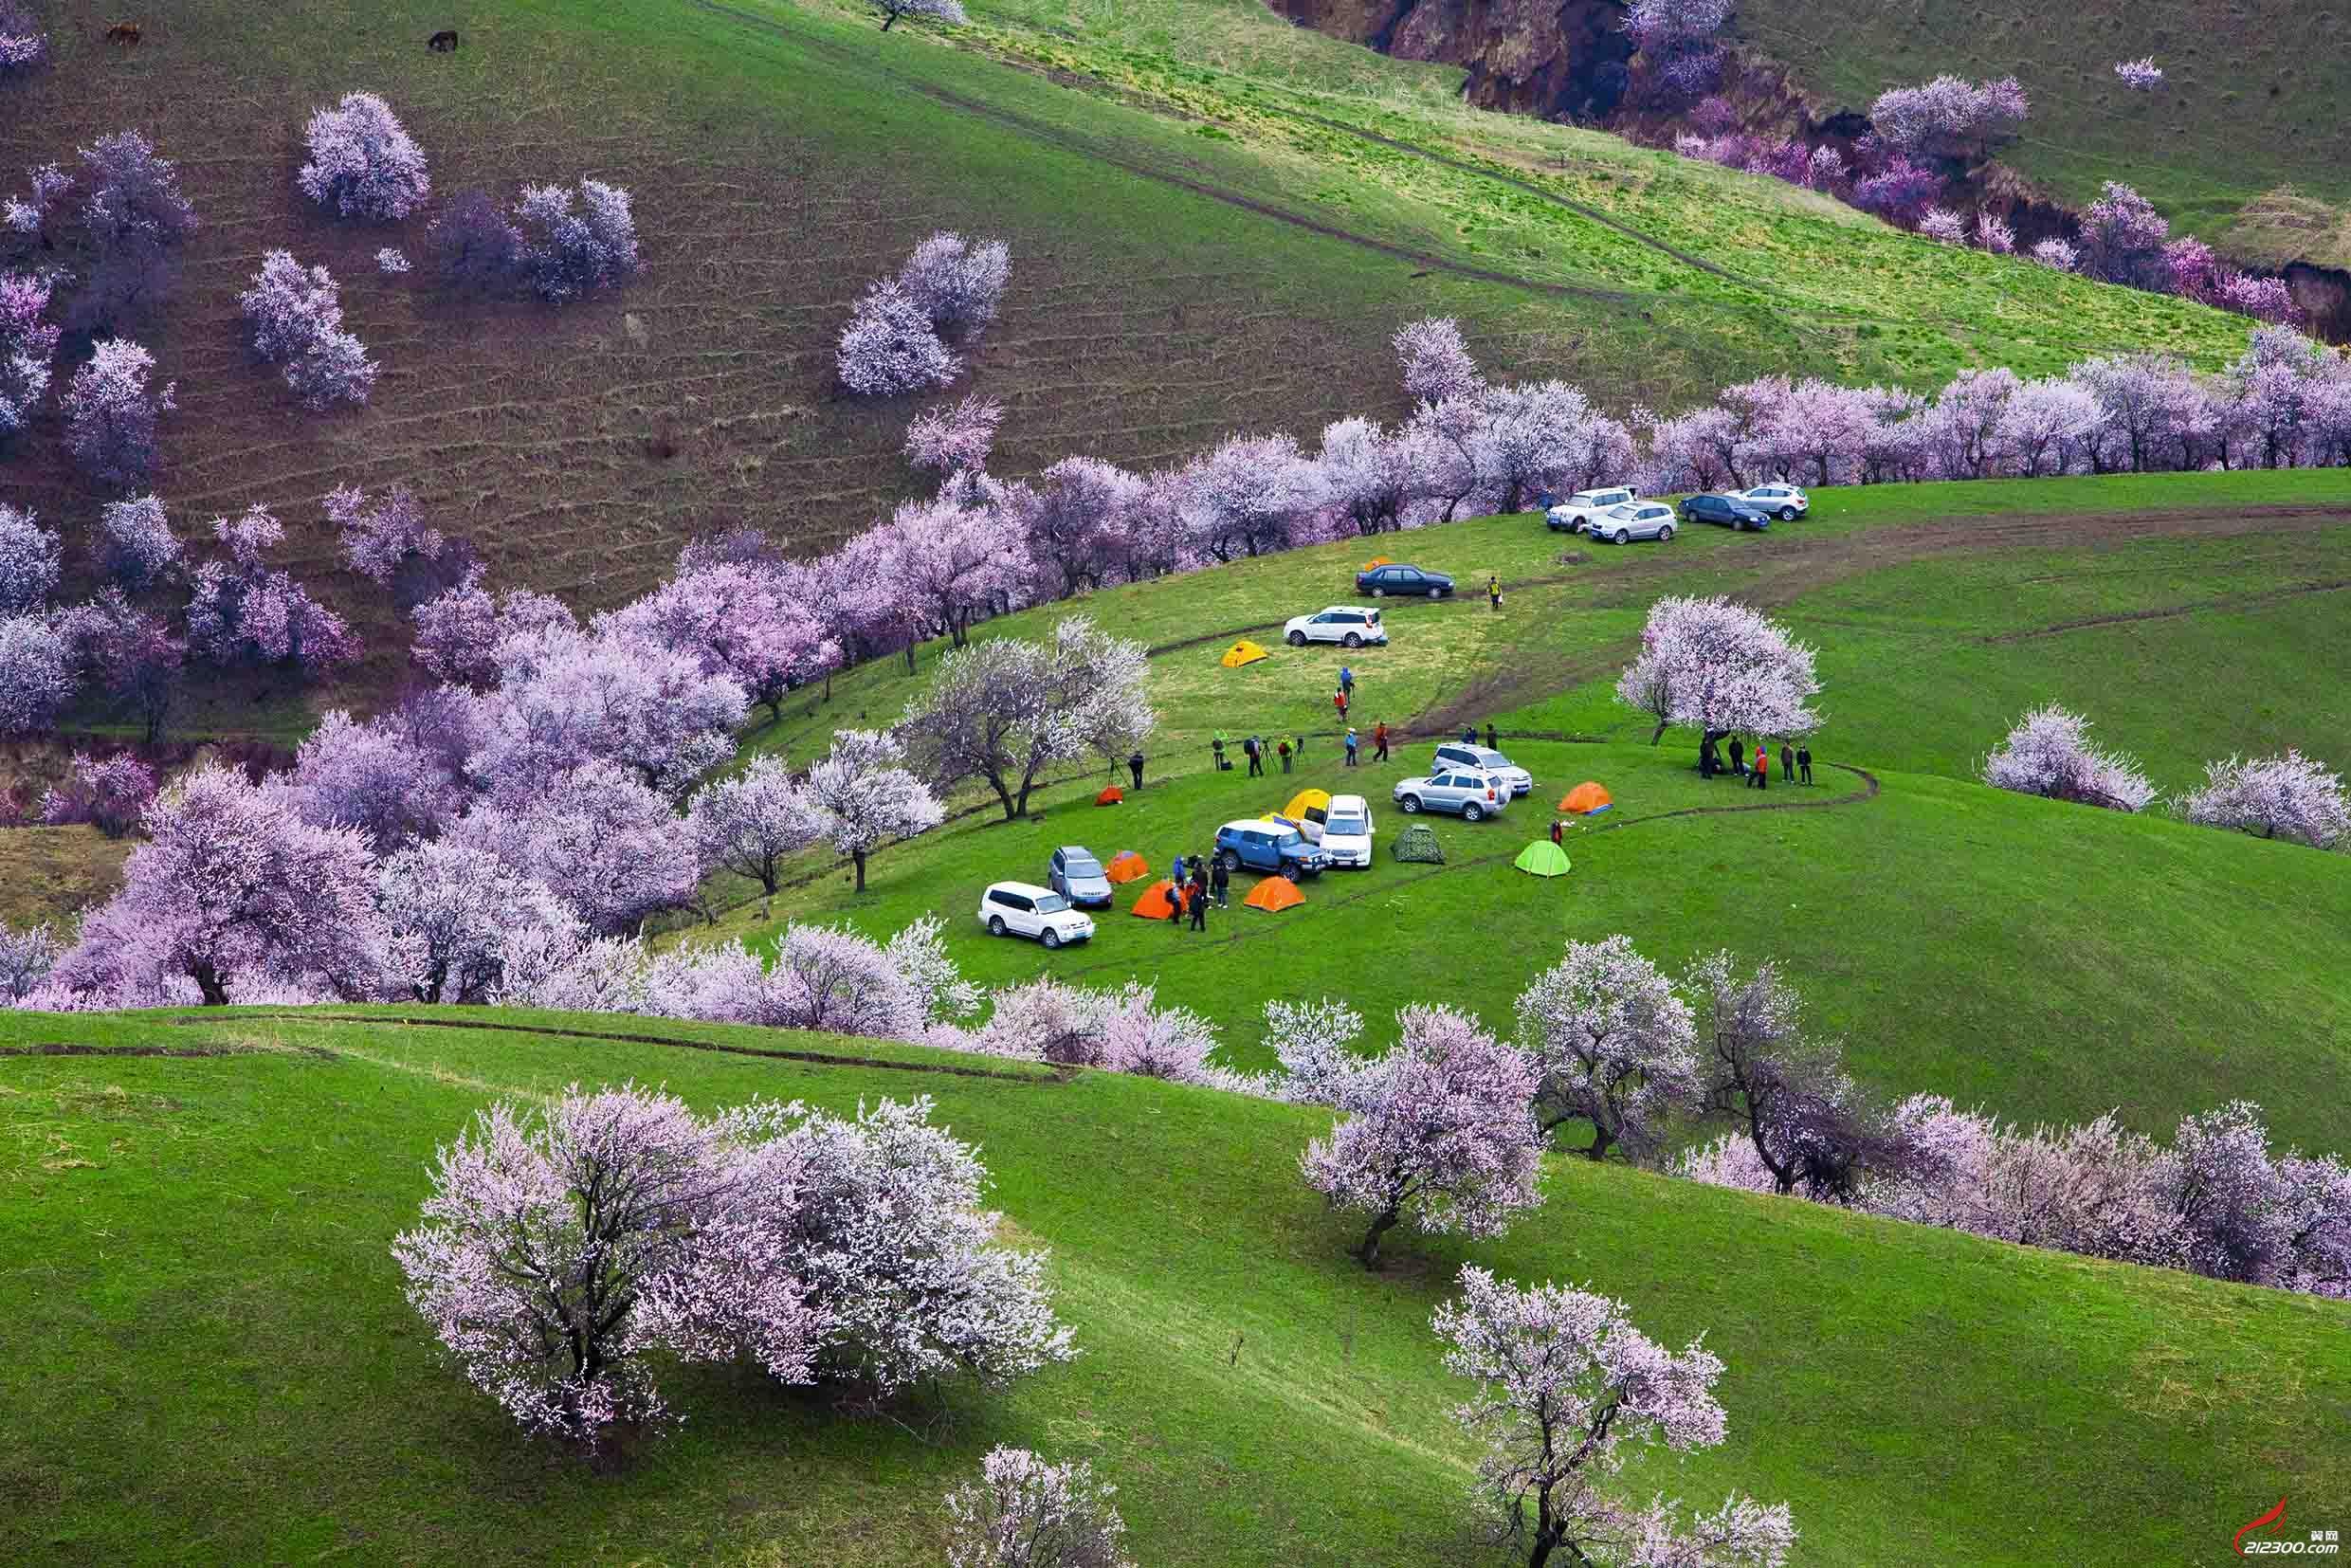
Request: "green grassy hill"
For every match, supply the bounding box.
[4,1008,2343,1563]
[0,0,2271,719]
[1732,0,2351,264]
[702,473,2351,1152]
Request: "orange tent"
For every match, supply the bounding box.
[1130,880,1179,918]
[1560,781,1613,814]
[1242,877,1305,913]
[1105,851,1150,884]
[1096,785,1124,806]
[1362,555,1394,570]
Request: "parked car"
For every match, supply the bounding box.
[1283,606,1388,648]
[1047,846,1114,908]
[1587,501,1677,546]
[1320,794,1376,867]
[1355,563,1455,598]
[1392,768,1509,822]
[1544,485,1640,533]
[1215,818,1330,879]
[1431,741,1534,797]
[1679,493,1773,532]
[977,881,1096,949]
[1735,483,1810,520]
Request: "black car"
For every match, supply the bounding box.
[1679,494,1774,532]
[1354,563,1455,598]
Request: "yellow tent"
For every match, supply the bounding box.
[1243,877,1305,913]
[1220,640,1270,668]
[1282,788,1333,823]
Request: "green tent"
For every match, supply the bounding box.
[1392,822,1444,864]
[1513,839,1571,877]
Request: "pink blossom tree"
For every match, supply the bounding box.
[410,570,576,688]
[297,91,431,222]
[1394,316,1483,404]
[79,762,387,1005]
[601,562,838,722]
[448,759,699,934]
[2179,750,2349,848]
[239,252,376,410]
[1993,377,2101,477]
[1432,1266,1795,1568]
[515,179,642,304]
[377,840,581,1004]
[1317,416,1423,535]
[279,707,466,852]
[39,751,155,837]
[0,614,73,736]
[0,921,59,1001]
[1515,936,1700,1162]
[1981,704,2156,811]
[96,494,178,588]
[2078,181,2173,289]
[944,1448,1132,1568]
[1614,595,1821,751]
[0,502,59,611]
[1014,455,1143,598]
[0,0,46,73]
[864,496,1027,647]
[392,1085,748,1447]
[0,269,58,439]
[1915,206,1968,244]
[185,506,361,674]
[902,616,1151,821]
[1851,157,1943,222]
[1302,1005,1543,1267]
[65,131,200,331]
[64,338,174,488]
[1975,211,2015,254]
[687,755,817,895]
[905,392,1004,488]
[796,727,943,890]
[327,483,448,591]
[2114,58,2164,91]
[2070,354,2203,471]
[1178,431,1323,561]
[54,587,181,740]
[468,625,747,802]
[898,230,1010,343]
[837,278,960,396]
[426,189,524,294]
[2028,236,2079,272]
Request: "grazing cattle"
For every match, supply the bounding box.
[104,20,141,46]
[427,28,459,52]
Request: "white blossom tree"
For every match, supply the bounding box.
[796,728,943,891]
[1615,596,1821,752]
[1982,705,2156,812]
[688,755,818,895]
[1515,936,1701,1162]
[945,1448,1132,1568]
[2179,749,2349,848]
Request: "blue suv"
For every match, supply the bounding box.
[1215,819,1330,880]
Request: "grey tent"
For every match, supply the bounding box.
[1392,822,1444,864]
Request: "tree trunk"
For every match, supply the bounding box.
[1357,1208,1400,1268]
[852,848,868,891]
[1584,1125,1613,1161]
[1649,719,1668,745]
[191,961,229,1008]
[880,8,897,27]
[902,643,918,675]
[987,770,1020,821]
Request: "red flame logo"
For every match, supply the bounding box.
[2235,1498,2289,1556]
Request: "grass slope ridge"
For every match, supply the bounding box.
[3,1007,2342,1563]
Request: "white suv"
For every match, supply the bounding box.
[1546,485,1639,533]
[1735,483,1810,520]
[1393,768,1510,822]
[1590,501,1677,545]
[1320,794,1376,867]
[1283,606,1388,648]
[1431,742,1534,797]
[977,882,1096,950]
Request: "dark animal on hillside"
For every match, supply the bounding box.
[427,28,459,52]
[104,20,142,46]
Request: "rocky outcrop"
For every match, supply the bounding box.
[1267,0,1636,122]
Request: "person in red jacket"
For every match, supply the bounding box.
[1751,742,1770,792]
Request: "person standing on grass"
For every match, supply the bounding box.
[1190,877,1208,931]
[1211,854,1230,907]
[1462,724,1477,744]
[1798,743,1813,785]
[1334,689,1348,722]
[1549,818,1564,847]
[1487,574,1502,611]
[1128,749,1145,791]
[1780,740,1795,785]
[1168,882,1186,931]
[1373,720,1390,763]
[1752,745,1769,792]
[1292,731,1307,763]
[1728,736,1745,776]
[1344,727,1359,767]
[1340,665,1355,703]
[1485,721,1498,751]
[1278,738,1292,774]
[1212,730,1229,771]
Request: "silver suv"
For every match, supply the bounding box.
[1393,768,1509,822]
